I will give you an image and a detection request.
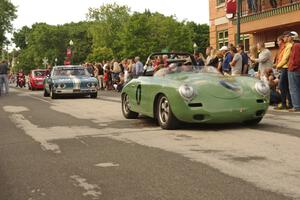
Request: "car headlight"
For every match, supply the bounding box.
[87,83,92,88]
[60,83,65,88]
[54,83,58,88]
[255,81,270,96]
[93,82,98,87]
[179,84,196,101]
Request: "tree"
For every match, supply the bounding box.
[0,0,17,48]
[13,26,31,49]
[186,22,210,54]
[13,22,92,73]
[87,3,130,58]
[86,47,113,62]
[119,11,194,60]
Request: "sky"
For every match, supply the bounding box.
[10,0,209,30]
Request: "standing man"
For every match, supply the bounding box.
[288,31,300,112]
[220,46,232,75]
[230,46,243,76]
[134,57,144,78]
[237,44,249,75]
[0,60,10,96]
[251,42,273,80]
[275,32,293,109]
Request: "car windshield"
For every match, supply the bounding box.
[53,67,89,77]
[33,70,47,77]
[154,65,222,77]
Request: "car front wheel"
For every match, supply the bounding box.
[122,93,139,119]
[156,95,179,130]
[244,118,263,126]
[90,92,98,98]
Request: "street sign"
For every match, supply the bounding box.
[42,57,48,68]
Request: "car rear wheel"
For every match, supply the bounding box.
[156,95,179,130]
[90,92,98,99]
[43,89,50,97]
[122,93,139,119]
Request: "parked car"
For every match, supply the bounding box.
[28,69,48,90]
[43,65,98,99]
[121,52,269,129]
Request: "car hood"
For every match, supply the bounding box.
[167,72,243,99]
[52,76,97,83]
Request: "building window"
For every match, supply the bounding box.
[217,0,225,6]
[217,30,228,49]
[240,34,250,52]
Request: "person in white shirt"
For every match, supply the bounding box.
[230,47,243,76]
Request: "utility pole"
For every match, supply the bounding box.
[236,0,241,45]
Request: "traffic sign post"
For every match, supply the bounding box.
[42,57,48,69]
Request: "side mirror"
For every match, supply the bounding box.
[90,74,94,77]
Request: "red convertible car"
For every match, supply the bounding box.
[28,69,48,90]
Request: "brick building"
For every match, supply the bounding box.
[209,0,300,54]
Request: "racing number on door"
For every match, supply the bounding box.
[136,85,142,105]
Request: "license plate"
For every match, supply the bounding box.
[73,89,80,92]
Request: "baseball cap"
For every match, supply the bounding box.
[290,31,299,40]
[219,46,228,51]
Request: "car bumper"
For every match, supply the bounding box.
[30,81,44,89]
[170,96,269,124]
[53,88,97,94]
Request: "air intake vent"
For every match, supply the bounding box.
[256,99,264,103]
[188,103,203,107]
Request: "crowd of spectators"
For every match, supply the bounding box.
[201,31,300,112]
[82,56,144,92]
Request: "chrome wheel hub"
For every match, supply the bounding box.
[159,97,169,124]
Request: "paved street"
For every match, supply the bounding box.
[1,87,300,200]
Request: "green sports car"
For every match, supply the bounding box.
[121,53,269,129]
[44,65,98,99]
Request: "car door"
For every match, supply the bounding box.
[131,65,155,115]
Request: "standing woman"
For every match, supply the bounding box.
[249,46,259,72]
[127,59,134,81]
[207,49,219,68]
[96,63,104,90]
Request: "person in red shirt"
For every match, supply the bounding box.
[287,31,300,112]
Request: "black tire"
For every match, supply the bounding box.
[50,88,58,99]
[90,92,98,99]
[44,89,50,97]
[244,118,263,126]
[122,93,139,119]
[156,94,179,130]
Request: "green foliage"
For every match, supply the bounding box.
[186,22,210,54]
[87,3,130,58]
[14,22,92,73]
[0,0,17,48]
[86,47,113,62]
[13,3,209,72]
[120,11,195,60]
[87,5,209,61]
